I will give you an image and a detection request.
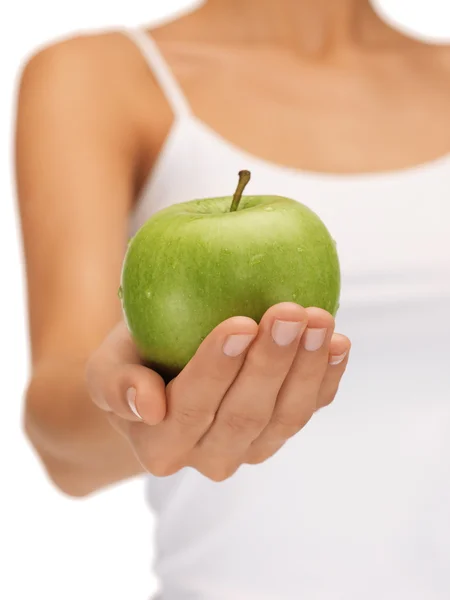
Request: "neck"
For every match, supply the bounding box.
[199,0,402,55]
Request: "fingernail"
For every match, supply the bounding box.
[303,328,327,352]
[329,351,348,365]
[271,320,303,346]
[126,387,142,419]
[223,334,256,357]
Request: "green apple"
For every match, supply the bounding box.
[120,171,340,380]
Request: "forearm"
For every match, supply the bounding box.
[24,361,145,497]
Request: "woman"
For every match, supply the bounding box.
[16,0,450,597]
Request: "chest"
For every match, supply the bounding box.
[176,48,450,175]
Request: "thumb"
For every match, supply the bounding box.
[86,321,167,425]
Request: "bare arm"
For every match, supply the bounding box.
[16,36,147,496]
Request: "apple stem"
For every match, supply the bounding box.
[230,170,251,212]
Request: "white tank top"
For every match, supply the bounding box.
[124,28,450,600]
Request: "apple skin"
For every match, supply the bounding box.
[120,194,340,379]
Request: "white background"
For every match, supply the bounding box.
[1,1,448,599]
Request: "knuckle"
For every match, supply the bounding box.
[319,391,337,408]
[145,458,180,478]
[207,363,236,385]
[179,361,230,389]
[245,351,278,375]
[290,369,321,386]
[221,411,267,434]
[306,307,335,329]
[245,451,270,465]
[201,463,238,482]
[173,405,215,428]
[245,455,265,465]
[245,446,281,465]
[207,471,229,483]
[272,410,311,434]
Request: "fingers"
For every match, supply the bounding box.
[318,333,351,409]
[168,315,258,424]
[195,303,308,473]
[261,308,334,437]
[246,326,351,465]
[245,308,334,462]
[137,316,258,468]
[85,321,167,424]
[86,310,351,483]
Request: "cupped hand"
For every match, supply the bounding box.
[86,303,351,481]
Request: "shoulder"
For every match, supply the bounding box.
[16,30,173,175]
[17,30,158,118]
[20,31,145,87]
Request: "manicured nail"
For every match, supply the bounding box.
[126,387,142,420]
[329,351,348,365]
[272,320,303,346]
[303,328,327,352]
[223,334,256,357]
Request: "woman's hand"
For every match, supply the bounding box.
[86,302,350,482]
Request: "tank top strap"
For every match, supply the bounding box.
[123,27,191,119]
